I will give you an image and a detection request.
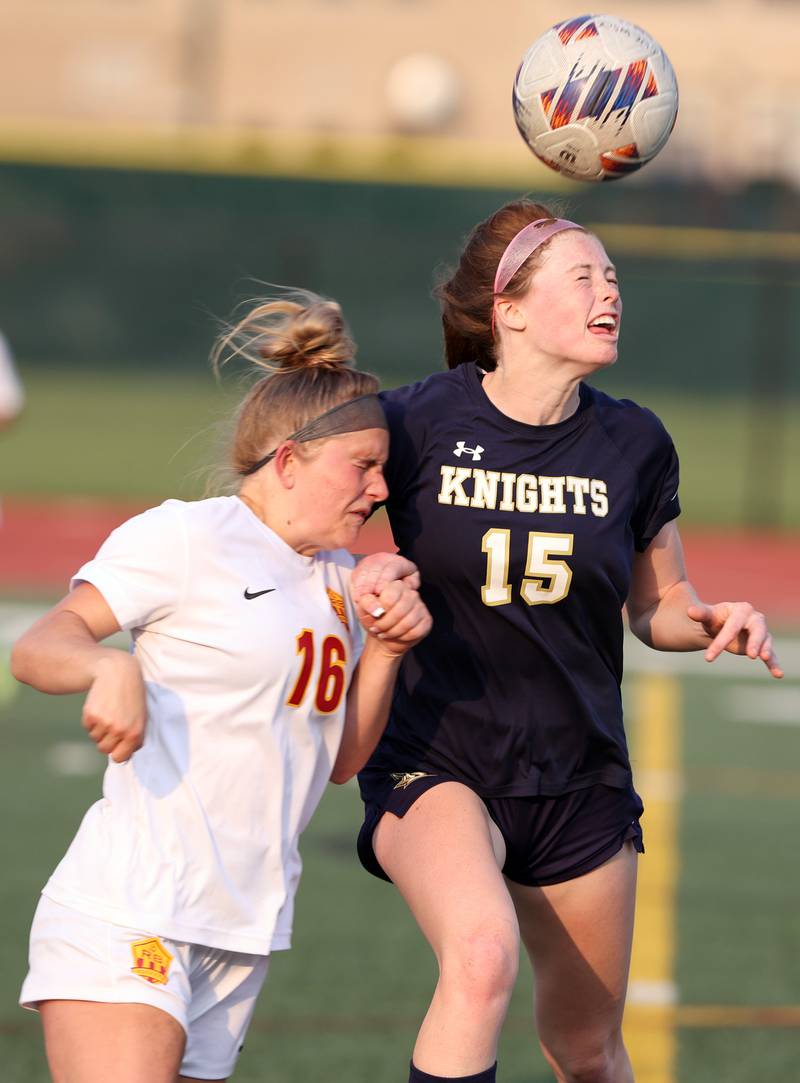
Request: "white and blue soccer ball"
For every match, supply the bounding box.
[513,13,679,182]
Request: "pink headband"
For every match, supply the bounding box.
[493,218,582,295]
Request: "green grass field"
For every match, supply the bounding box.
[2,364,799,1081]
[1,608,799,1083]
[2,369,800,527]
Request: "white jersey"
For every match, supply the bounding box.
[43,496,364,954]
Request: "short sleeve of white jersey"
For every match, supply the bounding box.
[71,501,188,631]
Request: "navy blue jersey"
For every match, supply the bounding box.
[361,363,680,799]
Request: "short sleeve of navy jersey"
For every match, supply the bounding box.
[379,382,433,502]
[594,394,681,552]
[363,368,683,800]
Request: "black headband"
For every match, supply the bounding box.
[242,393,387,476]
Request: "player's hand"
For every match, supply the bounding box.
[81,652,148,762]
[687,601,783,679]
[351,552,421,601]
[355,578,431,657]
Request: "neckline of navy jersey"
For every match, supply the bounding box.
[461,362,594,441]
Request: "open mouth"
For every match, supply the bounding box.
[588,314,619,336]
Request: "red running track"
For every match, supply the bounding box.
[1,498,798,623]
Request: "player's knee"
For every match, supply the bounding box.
[541,1031,623,1083]
[441,925,518,1009]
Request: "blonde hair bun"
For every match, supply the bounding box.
[210,287,379,480]
[213,289,355,376]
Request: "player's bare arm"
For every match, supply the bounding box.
[10,581,148,761]
[627,520,782,677]
[331,574,431,783]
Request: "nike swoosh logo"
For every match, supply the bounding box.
[243,588,276,600]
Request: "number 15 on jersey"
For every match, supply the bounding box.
[481,529,574,607]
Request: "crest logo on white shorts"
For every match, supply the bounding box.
[453,441,484,462]
[130,937,173,985]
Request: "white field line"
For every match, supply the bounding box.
[0,603,50,645]
[726,685,800,725]
[628,980,678,1007]
[624,634,800,680]
[2,602,799,677]
[46,741,104,776]
[0,603,128,649]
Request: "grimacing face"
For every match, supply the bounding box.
[510,230,622,372]
[290,427,389,554]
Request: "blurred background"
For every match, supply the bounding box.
[0,2,798,1081]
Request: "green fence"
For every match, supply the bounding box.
[1,162,798,525]
[1,163,798,394]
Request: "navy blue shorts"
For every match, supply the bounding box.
[357,773,644,888]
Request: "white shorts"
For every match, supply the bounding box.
[20,895,270,1080]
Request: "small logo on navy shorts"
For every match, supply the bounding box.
[391,771,435,790]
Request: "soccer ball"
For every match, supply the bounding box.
[512,14,678,182]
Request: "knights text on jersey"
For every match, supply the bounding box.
[360,364,680,799]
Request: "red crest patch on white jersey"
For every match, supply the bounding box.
[326,587,349,631]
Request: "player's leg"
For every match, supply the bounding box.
[508,842,638,1083]
[177,948,269,1083]
[372,780,518,1080]
[40,1000,186,1083]
[21,898,192,1083]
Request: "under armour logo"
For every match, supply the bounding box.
[453,441,484,461]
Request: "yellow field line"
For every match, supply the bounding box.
[0,119,567,192]
[7,1003,800,1037]
[589,223,800,262]
[685,764,800,800]
[624,674,681,1083]
[627,1004,800,1029]
[246,1005,800,1035]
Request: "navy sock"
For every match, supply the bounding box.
[408,1061,497,1083]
